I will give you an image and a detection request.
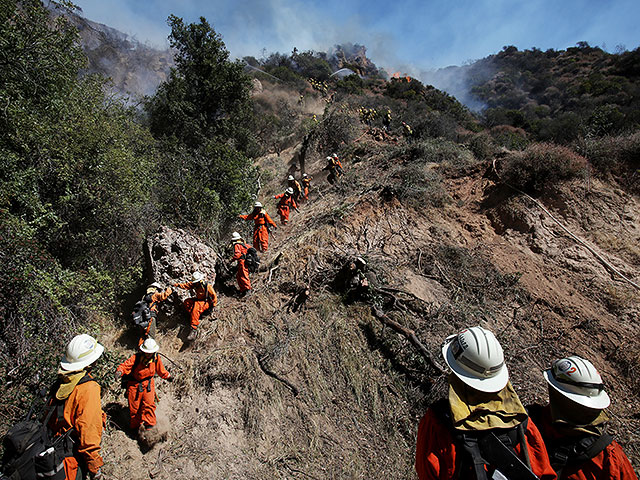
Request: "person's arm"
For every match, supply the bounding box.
[174,281,193,290]
[265,212,277,228]
[116,354,137,377]
[153,288,172,303]
[73,381,104,476]
[156,356,170,379]
[415,408,457,480]
[292,198,298,210]
[207,284,218,307]
[274,193,284,199]
[231,244,243,261]
[521,419,557,480]
[238,214,249,220]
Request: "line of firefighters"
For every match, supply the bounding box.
[39,323,637,480]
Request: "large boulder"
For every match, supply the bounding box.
[144,226,217,303]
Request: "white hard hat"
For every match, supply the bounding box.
[231,232,242,241]
[140,338,160,354]
[544,356,610,409]
[302,173,308,178]
[148,282,161,290]
[287,175,295,181]
[254,201,263,208]
[441,326,509,393]
[326,156,333,161]
[191,271,205,283]
[332,153,338,157]
[60,334,105,371]
[285,187,294,195]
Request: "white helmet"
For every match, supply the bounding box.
[544,356,610,409]
[287,175,295,181]
[441,326,509,393]
[146,282,161,294]
[326,156,333,162]
[60,334,105,371]
[302,173,308,178]
[254,201,263,208]
[140,338,159,354]
[231,232,242,241]
[191,271,205,283]
[332,153,338,158]
[285,187,294,195]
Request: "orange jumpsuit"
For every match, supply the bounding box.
[238,209,277,252]
[415,406,557,480]
[534,405,637,480]
[273,193,297,225]
[301,177,312,200]
[174,281,217,329]
[48,375,104,479]
[232,241,251,292]
[117,353,170,430]
[138,287,172,346]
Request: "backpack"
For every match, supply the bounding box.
[430,399,538,480]
[131,293,156,329]
[527,404,613,477]
[1,375,95,480]
[243,246,260,273]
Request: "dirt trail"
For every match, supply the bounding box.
[99,135,640,478]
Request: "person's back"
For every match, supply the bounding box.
[530,356,637,480]
[415,326,556,480]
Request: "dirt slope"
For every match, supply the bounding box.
[99,127,639,479]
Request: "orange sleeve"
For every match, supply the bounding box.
[292,198,298,209]
[155,356,170,379]
[116,354,137,376]
[71,381,104,474]
[232,243,243,261]
[520,419,557,480]
[152,288,172,303]
[175,281,193,290]
[605,442,638,480]
[207,284,218,306]
[238,214,249,220]
[415,408,457,480]
[265,212,277,228]
[274,193,284,199]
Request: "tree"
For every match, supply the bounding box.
[145,15,254,151]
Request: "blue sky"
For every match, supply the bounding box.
[73,0,639,73]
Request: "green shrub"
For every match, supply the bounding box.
[499,143,587,193]
[490,125,529,150]
[394,165,449,208]
[581,132,640,192]
[467,132,497,160]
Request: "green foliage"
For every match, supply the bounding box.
[499,143,588,193]
[145,15,258,234]
[145,15,254,151]
[293,50,333,80]
[336,74,365,95]
[489,125,529,150]
[394,165,449,208]
[155,140,257,240]
[384,77,425,99]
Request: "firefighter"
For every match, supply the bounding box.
[115,338,172,435]
[528,356,637,479]
[287,175,303,203]
[238,201,277,252]
[138,282,172,345]
[383,108,392,131]
[415,326,556,480]
[173,271,217,341]
[48,334,106,480]
[301,173,313,201]
[323,156,343,185]
[402,121,413,142]
[273,187,298,225]
[230,231,252,297]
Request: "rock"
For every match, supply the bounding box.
[145,226,218,303]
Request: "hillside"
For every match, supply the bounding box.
[95,76,640,478]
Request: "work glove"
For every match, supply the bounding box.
[165,287,173,296]
[89,468,102,480]
[166,376,174,383]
